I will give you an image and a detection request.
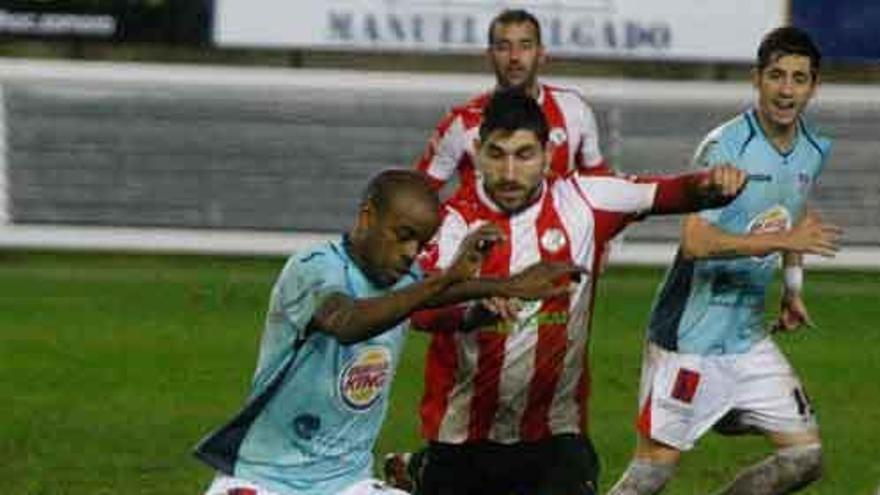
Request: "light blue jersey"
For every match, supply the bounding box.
[195,237,420,495]
[648,109,831,355]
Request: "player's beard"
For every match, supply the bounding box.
[495,64,538,95]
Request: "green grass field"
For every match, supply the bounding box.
[2,251,879,494]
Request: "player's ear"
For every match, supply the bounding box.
[357,200,377,231]
[537,44,547,67]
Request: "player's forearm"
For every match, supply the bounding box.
[681,219,791,259]
[312,275,454,344]
[421,277,513,308]
[648,171,736,214]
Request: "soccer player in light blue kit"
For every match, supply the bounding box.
[194,169,582,495]
[608,28,842,495]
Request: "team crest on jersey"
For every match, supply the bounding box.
[549,127,567,146]
[540,228,567,253]
[338,346,391,412]
[747,205,792,263]
[797,172,812,194]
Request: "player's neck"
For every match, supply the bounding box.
[497,82,541,99]
[755,111,798,154]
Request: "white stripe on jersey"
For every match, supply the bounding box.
[425,116,472,183]
[488,201,543,442]
[575,176,657,213]
[552,89,604,168]
[546,185,596,433]
[437,331,479,443]
[435,208,468,269]
[548,277,592,434]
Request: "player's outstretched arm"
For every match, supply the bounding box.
[308,224,503,344]
[680,208,842,260]
[309,224,583,343]
[410,260,586,333]
[648,164,747,215]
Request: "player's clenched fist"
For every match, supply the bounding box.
[444,223,505,283]
[700,163,748,199]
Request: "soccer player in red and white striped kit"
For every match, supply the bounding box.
[414,9,611,196]
[397,89,746,495]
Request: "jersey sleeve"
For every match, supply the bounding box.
[691,132,735,224]
[575,99,607,172]
[271,250,349,346]
[573,175,658,215]
[414,109,470,189]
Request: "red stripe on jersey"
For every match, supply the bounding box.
[468,331,508,441]
[541,90,571,180]
[520,193,573,440]
[466,216,511,441]
[420,332,459,440]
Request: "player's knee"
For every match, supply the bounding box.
[606,459,676,495]
[777,442,823,488]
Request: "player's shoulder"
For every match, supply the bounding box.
[450,91,492,116]
[713,111,755,145]
[798,116,833,157]
[543,82,594,109]
[695,111,755,160]
[439,91,490,129]
[285,239,348,275]
[443,187,483,225]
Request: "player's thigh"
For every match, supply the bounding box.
[731,338,819,437]
[535,434,600,495]
[203,474,282,495]
[338,479,409,495]
[636,343,736,451]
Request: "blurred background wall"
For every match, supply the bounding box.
[1,0,878,263]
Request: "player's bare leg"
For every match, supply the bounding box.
[712,430,822,495]
[606,436,679,495]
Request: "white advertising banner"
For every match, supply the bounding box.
[214,0,786,61]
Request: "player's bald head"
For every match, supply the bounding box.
[361,169,440,217]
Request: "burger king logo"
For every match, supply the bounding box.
[338,346,392,412]
[747,205,792,263]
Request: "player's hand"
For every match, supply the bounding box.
[444,223,505,284]
[481,297,521,320]
[461,297,521,332]
[786,211,842,257]
[502,261,588,300]
[772,293,815,333]
[699,163,748,199]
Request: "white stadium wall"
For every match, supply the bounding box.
[0,57,878,269]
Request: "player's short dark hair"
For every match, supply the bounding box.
[487,9,542,46]
[361,169,438,215]
[757,26,821,76]
[479,87,549,147]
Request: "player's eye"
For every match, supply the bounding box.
[767,70,784,81]
[516,147,538,160]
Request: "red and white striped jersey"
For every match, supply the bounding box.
[414,84,608,192]
[413,174,669,445]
